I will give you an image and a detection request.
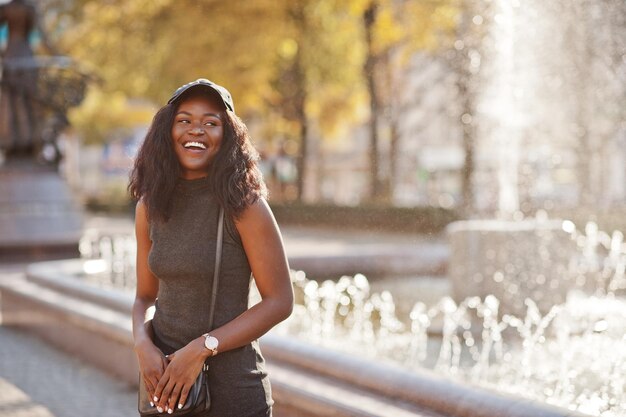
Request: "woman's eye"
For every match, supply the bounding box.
[177,119,190,124]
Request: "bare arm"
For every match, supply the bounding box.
[133,199,167,406]
[155,198,293,412]
[210,197,294,349]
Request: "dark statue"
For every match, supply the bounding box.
[0,0,88,165]
[0,0,88,261]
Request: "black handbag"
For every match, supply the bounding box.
[138,207,224,416]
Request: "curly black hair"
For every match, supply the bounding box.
[128,95,267,223]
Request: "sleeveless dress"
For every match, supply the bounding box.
[147,176,273,417]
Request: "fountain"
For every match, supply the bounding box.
[273,229,626,416]
[0,0,91,260]
[449,0,625,315]
[440,0,626,414]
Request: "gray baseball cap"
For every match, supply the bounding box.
[167,78,235,113]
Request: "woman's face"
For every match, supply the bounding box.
[171,94,225,179]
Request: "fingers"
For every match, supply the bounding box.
[153,373,169,413]
[142,375,156,405]
[153,349,200,413]
[167,383,183,413]
[156,377,182,414]
[177,385,191,411]
[140,374,156,407]
[141,365,163,407]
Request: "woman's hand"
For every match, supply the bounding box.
[135,339,168,407]
[154,337,207,413]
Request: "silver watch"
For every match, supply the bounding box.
[203,333,219,356]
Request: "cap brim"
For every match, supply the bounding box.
[167,83,234,112]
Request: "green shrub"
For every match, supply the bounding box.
[270,202,458,234]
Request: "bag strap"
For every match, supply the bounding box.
[207,206,224,330]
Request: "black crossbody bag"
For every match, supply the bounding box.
[138,207,224,416]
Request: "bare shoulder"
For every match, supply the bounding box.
[134,198,151,237]
[135,197,146,213]
[234,198,281,238]
[233,198,289,289]
[238,198,274,223]
[135,198,148,221]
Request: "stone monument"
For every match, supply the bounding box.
[0,0,88,261]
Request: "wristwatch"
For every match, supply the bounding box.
[202,333,219,356]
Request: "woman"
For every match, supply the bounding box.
[128,79,293,417]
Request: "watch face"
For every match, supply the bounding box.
[205,336,218,351]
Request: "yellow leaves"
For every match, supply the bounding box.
[373,4,404,53]
[55,0,462,146]
[68,88,156,144]
[310,82,368,140]
[279,38,299,60]
[345,0,373,16]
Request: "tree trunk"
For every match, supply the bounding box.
[291,2,309,203]
[294,46,309,202]
[572,0,594,207]
[382,48,399,203]
[459,78,475,215]
[389,117,399,200]
[363,1,382,202]
[455,6,477,216]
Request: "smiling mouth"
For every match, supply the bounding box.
[183,141,207,150]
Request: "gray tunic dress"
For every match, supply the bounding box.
[148,176,272,417]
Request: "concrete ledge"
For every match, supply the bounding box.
[26,259,133,314]
[0,262,589,417]
[261,336,587,417]
[288,250,447,280]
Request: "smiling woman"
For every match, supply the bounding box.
[127,79,293,417]
[171,94,225,180]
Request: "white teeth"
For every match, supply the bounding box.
[183,141,207,149]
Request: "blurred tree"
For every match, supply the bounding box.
[361,1,382,201]
[68,89,155,145]
[57,0,285,109]
[445,0,491,215]
[43,0,468,206]
[355,0,457,203]
[49,0,366,202]
[272,0,364,201]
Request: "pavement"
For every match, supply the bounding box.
[0,214,450,417]
[0,322,137,417]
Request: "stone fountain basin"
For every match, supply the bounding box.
[0,259,588,417]
[447,219,578,317]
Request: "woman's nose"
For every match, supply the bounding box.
[189,126,205,135]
